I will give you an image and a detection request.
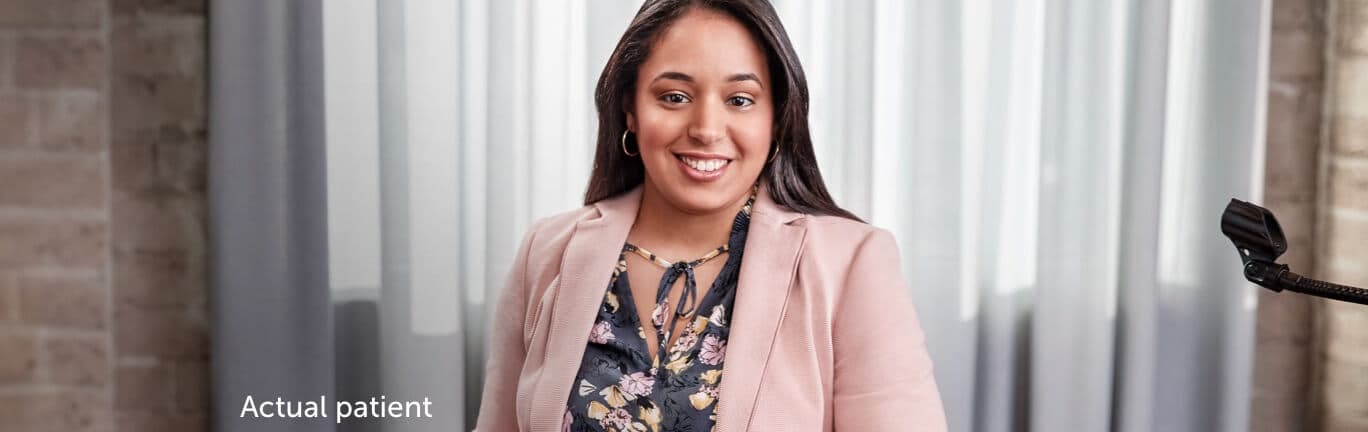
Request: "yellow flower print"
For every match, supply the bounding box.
[639,402,662,432]
[699,369,722,385]
[693,315,709,333]
[599,385,631,408]
[587,400,609,420]
[665,355,691,374]
[689,391,716,410]
[605,291,620,313]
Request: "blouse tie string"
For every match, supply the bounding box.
[622,243,728,350]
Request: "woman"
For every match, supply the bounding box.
[476,1,946,430]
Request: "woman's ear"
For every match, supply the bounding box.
[625,111,638,133]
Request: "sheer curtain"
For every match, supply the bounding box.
[212,0,1270,431]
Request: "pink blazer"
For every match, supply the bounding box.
[475,184,947,431]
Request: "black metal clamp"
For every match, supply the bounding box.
[1221,199,1368,306]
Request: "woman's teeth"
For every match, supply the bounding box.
[679,156,728,172]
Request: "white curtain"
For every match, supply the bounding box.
[316,0,1269,431]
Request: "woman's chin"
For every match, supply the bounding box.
[658,182,748,215]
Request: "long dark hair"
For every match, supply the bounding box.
[583,0,861,222]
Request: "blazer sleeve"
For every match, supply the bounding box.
[474,220,542,432]
[831,229,948,431]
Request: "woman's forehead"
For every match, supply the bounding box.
[640,8,769,85]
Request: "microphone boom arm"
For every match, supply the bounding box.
[1222,199,1368,306]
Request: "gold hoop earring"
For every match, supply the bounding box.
[767,144,780,164]
[621,130,638,157]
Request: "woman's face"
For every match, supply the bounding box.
[627,7,774,215]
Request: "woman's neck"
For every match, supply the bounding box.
[629,181,749,259]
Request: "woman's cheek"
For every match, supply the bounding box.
[637,114,687,150]
[734,123,773,162]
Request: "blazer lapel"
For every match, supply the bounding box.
[714,185,807,432]
[528,186,641,432]
[525,184,807,432]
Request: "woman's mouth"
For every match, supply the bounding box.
[675,154,732,182]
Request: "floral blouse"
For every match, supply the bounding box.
[563,188,756,432]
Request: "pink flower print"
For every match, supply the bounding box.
[599,408,632,430]
[588,320,614,344]
[562,407,573,432]
[702,383,720,398]
[651,302,668,328]
[699,334,727,365]
[670,329,698,355]
[617,371,656,398]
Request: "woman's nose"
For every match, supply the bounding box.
[687,102,726,145]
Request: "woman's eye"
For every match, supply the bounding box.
[661,93,690,104]
[727,96,755,107]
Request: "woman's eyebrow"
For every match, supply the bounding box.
[726,73,763,89]
[651,71,764,89]
[652,71,694,84]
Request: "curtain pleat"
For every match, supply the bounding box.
[212,1,1270,431]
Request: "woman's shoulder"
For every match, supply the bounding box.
[796,214,892,248]
[785,213,904,275]
[522,205,598,251]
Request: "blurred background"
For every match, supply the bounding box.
[0,0,1364,431]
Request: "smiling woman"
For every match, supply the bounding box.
[474,1,947,431]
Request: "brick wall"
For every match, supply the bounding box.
[0,1,207,431]
[1317,1,1368,430]
[1254,0,1326,431]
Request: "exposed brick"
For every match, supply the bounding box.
[1326,253,1368,286]
[1324,300,1368,353]
[1339,0,1368,54]
[1316,239,1368,401]
[0,273,16,322]
[1266,87,1324,199]
[111,0,205,16]
[15,35,106,90]
[1257,3,1328,430]
[0,215,106,269]
[113,363,172,411]
[111,191,202,253]
[111,16,204,80]
[37,91,106,152]
[1334,56,1368,118]
[0,36,12,88]
[1327,159,1368,211]
[111,128,206,194]
[172,360,207,412]
[0,0,104,29]
[0,390,111,432]
[1250,311,1314,431]
[1323,417,1368,432]
[1322,342,1368,423]
[1271,30,1327,80]
[1324,213,1368,265]
[1273,0,1326,30]
[0,155,106,209]
[1255,287,1316,344]
[0,329,38,383]
[1331,115,1368,157]
[113,249,197,307]
[44,334,108,386]
[0,0,208,430]
[0,92,35,148]
[109,17,203,140]
[18,274,106,330]
[114,305,205,360]
[115,412,207,432]
[110,75,200,139]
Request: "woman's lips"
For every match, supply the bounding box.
[675,154,731,182]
